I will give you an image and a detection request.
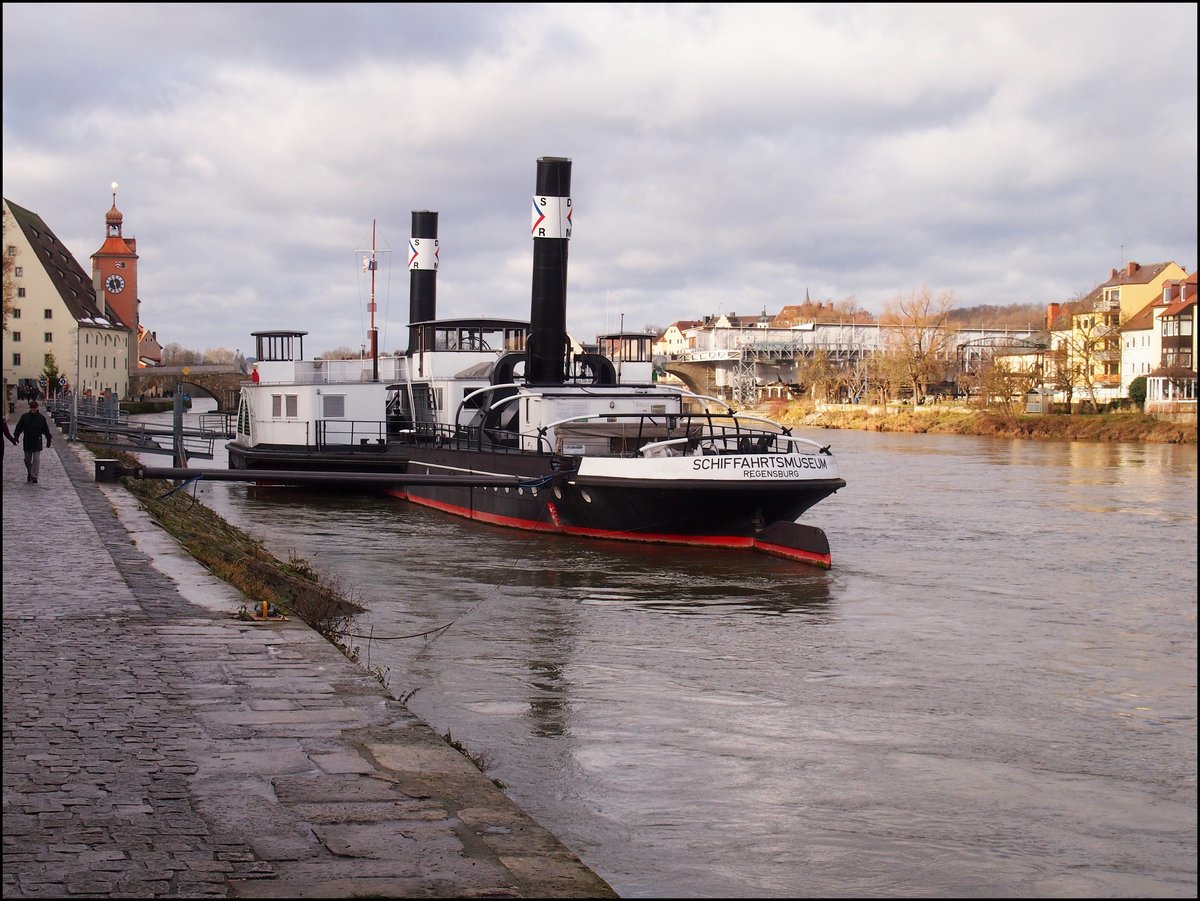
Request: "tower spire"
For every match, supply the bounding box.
[106,181,123,237]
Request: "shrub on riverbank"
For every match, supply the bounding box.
[765,403,1197,444]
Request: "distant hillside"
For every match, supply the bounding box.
[948,303,1046,330]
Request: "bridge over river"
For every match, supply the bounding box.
[131,365,246,412]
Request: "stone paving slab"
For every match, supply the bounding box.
[2,423,617,898]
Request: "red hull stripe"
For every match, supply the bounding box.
[395,492,832,568]
[403,493,756,548]
[752,539,832,569]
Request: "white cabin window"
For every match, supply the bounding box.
[272,394,299,417]
[322,394,346,418]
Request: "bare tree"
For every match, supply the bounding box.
[841,360,873,405]
[1056,314,1112,413]
[1047,345,1074,412]
[319,346,362,360]
[160,343,202,366]
[202,347,236,365]
[864,350,907,412]
[978,358,1041,421]
[879,287,957,406]
[794,350,836,408]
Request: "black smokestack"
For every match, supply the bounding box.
[407,210,439,354]
[527,157,572,386]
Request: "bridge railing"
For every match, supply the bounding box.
[198,412,236,438]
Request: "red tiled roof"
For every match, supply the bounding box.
[93,234,136,257]
[1162,295,1196,318]
[1101,261,1175,287]
[1121,301,1158,331]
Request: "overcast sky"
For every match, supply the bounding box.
[4,3,1197,356]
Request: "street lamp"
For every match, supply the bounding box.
[71,313,80,440]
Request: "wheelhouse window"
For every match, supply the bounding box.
[419,321,527,353]
[598,334,654,362]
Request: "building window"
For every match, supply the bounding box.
[5,245,15,257]
[17,288,25,298]
[11,308,19,319]
[286,395,298,417]
[44,332,52,343]
[12,353,20,366]
[43,309,52,319]
[11,332,19,342]
[14,266,22,277]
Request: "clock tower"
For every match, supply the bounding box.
[91,182,140,375]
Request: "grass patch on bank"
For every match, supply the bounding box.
[766,404,1197,444]
[93,448,366,643]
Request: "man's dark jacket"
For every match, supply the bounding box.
[13,410,53,453]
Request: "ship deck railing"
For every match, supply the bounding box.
[547,411,829,457]
[307,411,831,459]
[314,419,390,449]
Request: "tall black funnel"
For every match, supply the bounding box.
[527,157,572,386]
[407,211,439,354]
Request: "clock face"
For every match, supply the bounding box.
[105,274,126,294]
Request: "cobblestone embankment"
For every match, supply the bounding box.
[2,421,616,899]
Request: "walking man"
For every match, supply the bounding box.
[13,399,53,483]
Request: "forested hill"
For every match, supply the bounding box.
[947,303,1046,330]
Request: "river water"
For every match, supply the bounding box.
[136,402,1197,897]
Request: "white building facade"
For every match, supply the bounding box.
[3,198,130,408]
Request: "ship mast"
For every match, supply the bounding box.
[357,220,385,381]
[368,219,378,381]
